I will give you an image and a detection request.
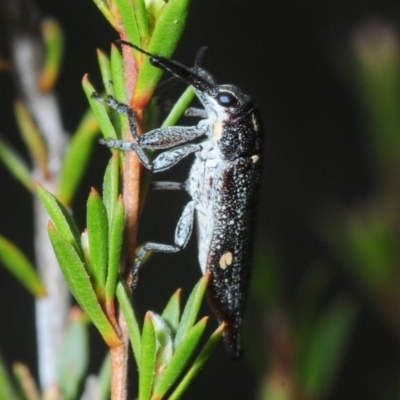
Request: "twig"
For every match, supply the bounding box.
[1,0,70,390]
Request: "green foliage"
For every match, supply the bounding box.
[0,137,34,192]
[0,235,45,297]
[0,353,17,400]
[58,110,100,205]
[250,249,357,400]
[58,310,89,400]
[38,18,64,93]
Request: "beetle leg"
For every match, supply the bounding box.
[132,200,196,286]
[99,138,153,169]
[151,181,185,190]
[92,93,140,141]
[184,107,208,118]
[152,144,201,172]
[138,126,204,148]
[92,92,205,147]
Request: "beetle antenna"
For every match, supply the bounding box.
[116,39,153,57]
[194,46,208,70]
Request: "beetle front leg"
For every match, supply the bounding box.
[152,144,201,172]
[132,200,196,286]
[92,92,206,148]
[184,107,207,118]
[92,92,140,141]
[99,138,153,170]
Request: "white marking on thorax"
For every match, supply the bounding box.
[213,121,223,144]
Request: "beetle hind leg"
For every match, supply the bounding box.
[132,200,196,287]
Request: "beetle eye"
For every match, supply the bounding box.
[216,91,237,107]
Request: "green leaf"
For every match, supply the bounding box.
[102,152,120,221]
[58,309,89,400]
[152,317,208,399]
[0,137,34,193]
[106,196,125,309]
[48,223,121,347]
[14,101,49,179]
[161,288,181,336]
[174,274,209,348]
[300,298,357,398]
[352,29,400,171]
[145,0,168,34]
[38,18,64,93]
[97,49,113,97]
[151,313,174,389]
[82,75,118,140]
[36,183,83,259]
[115,0,149,47]
[98,352,111,400]
[58,110,100,205]
[116,281,142,364]
[295,263,333,364]
[0,235,46,297]
[347,211,399,290]
[251,246,286,309]
[168,322,224,400]
[161,86,195,128]
[91,0,118,30]
[12,363,39,400]
[133,0,191,107]
[87,188,109,292]
[110,43,127,138]
[0,353,17,400]
[139,312,157,400]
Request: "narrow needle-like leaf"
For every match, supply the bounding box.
[168,323,225,400]
[161,288,181,336]
[13,363,40,400]
[36,183,83,259]
[14,101,49,178]
[58,309,89,400]
[58,110,100,206]
[139,312,157,400]
[174,274,210,348]
[87,188,109,291]
[161,86,195,128]
[152,317,208,399]
[0,235,46,297]
[116,281,142,364]
[0,137,34,192]
[82,75,118,140]
[48,223,121,347]
[38,18,64,93]
[105,196,125,311]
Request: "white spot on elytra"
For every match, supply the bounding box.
[219,251,233,269]
[252,113,259,132]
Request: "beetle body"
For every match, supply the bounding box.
[94,42,263,358]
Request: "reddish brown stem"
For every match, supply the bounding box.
[110,314,130,400]
[110,29,144,400]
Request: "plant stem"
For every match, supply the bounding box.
[109,33,143,400]
[1,0,70,390]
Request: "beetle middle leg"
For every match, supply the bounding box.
[132,200,196,286]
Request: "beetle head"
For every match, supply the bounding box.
[118,41,255,122]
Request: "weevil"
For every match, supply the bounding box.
[93,42,263,358]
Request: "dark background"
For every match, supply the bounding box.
[1,1,400,399]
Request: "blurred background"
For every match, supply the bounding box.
[1,0,400,399]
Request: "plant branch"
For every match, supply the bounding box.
[1,0,70,391]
